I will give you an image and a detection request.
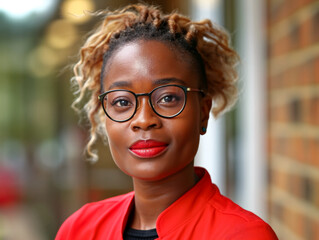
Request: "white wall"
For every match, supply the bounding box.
[191,0,227,194]
[236,0,267,219]
[192,0,268,220]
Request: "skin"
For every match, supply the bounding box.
[102,40,212,230]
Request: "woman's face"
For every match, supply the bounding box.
[102,40,211,181]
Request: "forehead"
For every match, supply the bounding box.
[102,40,200,90]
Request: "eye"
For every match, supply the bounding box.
[112,98,133,107]
[157,93,182,107]
[159,94,178,103]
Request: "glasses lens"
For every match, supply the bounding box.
[103,91,136,121]
[151,86,186,117]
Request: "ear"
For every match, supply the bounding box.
[200,96,212,135]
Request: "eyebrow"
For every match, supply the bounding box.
[108,81,132,90]
[107,77,187,90]
[153,78,187,86]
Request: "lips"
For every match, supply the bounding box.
[129,140,168,158]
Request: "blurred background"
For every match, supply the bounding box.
[0,0,318,239]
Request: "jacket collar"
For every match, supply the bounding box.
[156,167,216,237]
[120,167,216,238]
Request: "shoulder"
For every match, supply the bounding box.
[55,192,134,240]
[226,219,278,240]
[209,189,261,222]
[205,188,278,239]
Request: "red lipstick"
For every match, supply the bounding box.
[129,140,168,158]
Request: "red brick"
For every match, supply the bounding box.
[271,200,307,239]
[271,136,285,155]
[269,135,318,165]
[313,179,319,208]
[312,219,319,240]
[288,66,299,87]
[274,74,284,88]
[285,207,305,238]
[266,2,319,238]
[309,138,319,167]
[303,98,311,124]
[315,57,319,84]
[288,173,302,198]
[270,200,284,221]
[300,17,312,47]
[268,134,273,153]
[304,217,319,239]
[299,61,313,85]
[268,1,285,25]
[312,10,319,42]
[292,137,307,163]
[269,106,279,122]
[271,169,288,190]
[282,69,289,88]
[269,0,314,25]
[269,58,316,89]
[269,39,281,58]
[268,1,318,57]
[309,97,319,125]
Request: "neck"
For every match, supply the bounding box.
[128,163,198,230]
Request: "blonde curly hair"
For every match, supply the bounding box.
[72,4,239,161]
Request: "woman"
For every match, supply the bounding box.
[56,4,278,239]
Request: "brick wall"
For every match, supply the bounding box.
[267,0,319,239]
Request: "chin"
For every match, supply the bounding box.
[128,168,169,181]
[127,163,192,182]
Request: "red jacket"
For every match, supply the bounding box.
[56,167,278,239]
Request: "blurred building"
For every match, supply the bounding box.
[0,0,318,239]
[266,0,319,239]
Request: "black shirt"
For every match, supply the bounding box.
[123,228,158,240]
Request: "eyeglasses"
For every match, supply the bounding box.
[98,84,204,122]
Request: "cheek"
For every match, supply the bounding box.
[168,102,202,153]
[104,121,126,160]
[175,120,200,147]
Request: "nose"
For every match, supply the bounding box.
[130,97,162,131]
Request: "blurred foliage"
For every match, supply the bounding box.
[0,0,195,238]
